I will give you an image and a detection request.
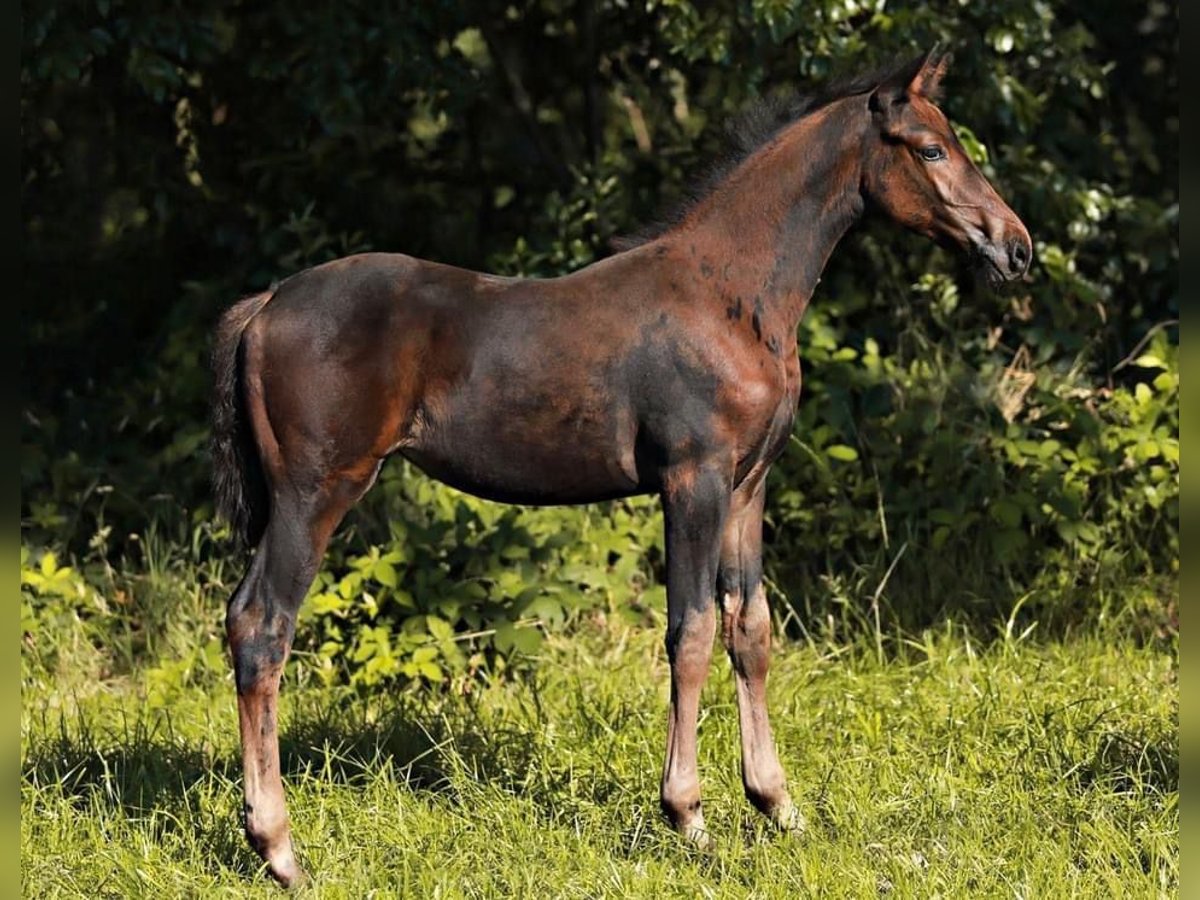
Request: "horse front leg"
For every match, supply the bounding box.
[658,464,729,848]
[717,476,803,832]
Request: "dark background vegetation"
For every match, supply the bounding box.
[21,1,1177,686]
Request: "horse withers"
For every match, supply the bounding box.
[211,47,1031,885]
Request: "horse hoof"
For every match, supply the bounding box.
[769,800,807,835]
[683,819,715,852]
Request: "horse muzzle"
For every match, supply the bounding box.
[974,232,1033,288]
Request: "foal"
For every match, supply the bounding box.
[212,48,1031,885]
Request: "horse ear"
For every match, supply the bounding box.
[870,45,948,115]
[908,45,951,100]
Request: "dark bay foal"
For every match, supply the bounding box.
[211,48,1031,885]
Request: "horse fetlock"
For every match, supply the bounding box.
[244,802,289,853]
[661,792,713,849]
[746,781,805,834]
[265,846,306,889]
[744,773,790,816]
[244,806,304,886]
[660,783,703,824]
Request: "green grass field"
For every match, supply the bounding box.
[22,604,1176,898]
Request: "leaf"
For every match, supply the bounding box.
[1134,439,1161,462]
[391,589,417,610]
[425,615,453,642]
[931,525,951,550]
[991,528,1028,560]
[310,592,346,616]
[640,585,666,610]
[953,124,990,165]
[417,661,443,681]
[521,595,565,627]
[1154,371,1177,393]
[411,646,438,664]
[825,444,859,462]
[990,498,1023,529]
[374,560,398,588]
[493,621,542,655]
[338,572,362,599]
[458,581,489,601]
[452,27,490,66]
[1037,440,1062,459]
[929,508,959,526]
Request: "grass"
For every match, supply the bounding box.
[22,601,1177,898]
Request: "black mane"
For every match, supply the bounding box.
[611,54,927,252]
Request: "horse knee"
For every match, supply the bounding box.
[665,612,716,673]
[231,631,292,695]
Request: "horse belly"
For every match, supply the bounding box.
[400,396,645,506]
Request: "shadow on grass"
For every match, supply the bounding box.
[276,691,541,793]
[20,707,268,878]
[1078,729,1178,796]
[20,691,571,876]
[276,688,631,821]
[22,709,233,810]
[22,679,1179,813]
[20,686,582,822]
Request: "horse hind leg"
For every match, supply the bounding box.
[220,291,412,884]
[226,470,376,886]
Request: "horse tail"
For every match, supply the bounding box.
[210,290,273,548]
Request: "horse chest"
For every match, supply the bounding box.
[752,352,803,459]
[768,358,802,457]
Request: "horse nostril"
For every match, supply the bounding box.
[1008,239,1030,273]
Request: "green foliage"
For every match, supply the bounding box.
[21,547,104,662]
[295,465,663,687]
[22,0,1176,686]
[769,315,1177,633]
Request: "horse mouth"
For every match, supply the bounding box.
[980,258,1007,290]
[969,246,1010,291]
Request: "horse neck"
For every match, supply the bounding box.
[673,96,867,335]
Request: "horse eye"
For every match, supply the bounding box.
[920,146,946,162]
